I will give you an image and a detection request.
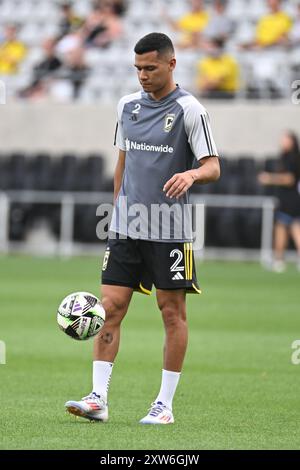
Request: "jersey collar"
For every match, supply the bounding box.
[143,85,181,106]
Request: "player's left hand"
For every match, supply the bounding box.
[163,171,194,199]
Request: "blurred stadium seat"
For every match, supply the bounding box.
[0,0,299,101]
[0,151,277,247]
[0,1,297,255]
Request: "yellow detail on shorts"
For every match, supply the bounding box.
[184,243,188,280]
[184,242,193,280]
[188,243,192,280]
[139,283,152,295]
[192,283,202,294]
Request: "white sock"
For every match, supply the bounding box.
[155,369,181,410]
[92,360,113,400]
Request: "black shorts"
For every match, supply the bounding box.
[101,236,201,295]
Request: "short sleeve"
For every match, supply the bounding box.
[178,95,219,160]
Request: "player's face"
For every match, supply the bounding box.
[134,51,176,94]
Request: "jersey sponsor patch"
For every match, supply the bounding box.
[125,138,174,153]
[164,113,175,132]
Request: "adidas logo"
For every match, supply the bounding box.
[172,272,184,280]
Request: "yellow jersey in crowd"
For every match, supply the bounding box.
[0,41,27,74]
[198,54,239,93]
[177,10,209,47]
[256,11,292,47]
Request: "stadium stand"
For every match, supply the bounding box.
[0,1,299,256]
[0,0,300,101]
[0,152,110,241]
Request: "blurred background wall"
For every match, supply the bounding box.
[0,103,300,175]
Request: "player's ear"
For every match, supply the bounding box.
[169,57,176,71]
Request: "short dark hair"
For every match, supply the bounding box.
[134,32,174,56]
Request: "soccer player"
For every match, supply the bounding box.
[65,32,220,424]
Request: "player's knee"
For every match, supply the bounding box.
[160,305,187,329]
[101,295,128,326]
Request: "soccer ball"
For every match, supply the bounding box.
[57,292,105,340]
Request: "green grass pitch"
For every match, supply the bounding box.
[0,255,300,450]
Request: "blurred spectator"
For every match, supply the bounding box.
[258,131,300,272]
[241,0,292,49]
[92,0,127,17]
[289,2,300,48]
[56,25,85,56]
[57,46,89,99]
[58,1,84,39]
[0,24,27,75]
[256,0,292,48]
[19,38,62,99]
[83,0,123,48]
[111,0,127,17]
[163,0,209,49]
[196,38,239,99]
[202,0,234,46]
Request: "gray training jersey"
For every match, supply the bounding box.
[110,86,218,242]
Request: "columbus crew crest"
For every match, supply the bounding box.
[164,114,175,133]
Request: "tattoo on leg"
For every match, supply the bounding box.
[100,332,113,344]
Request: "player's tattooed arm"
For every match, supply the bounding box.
[163,156,220,199]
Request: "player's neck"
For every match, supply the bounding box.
[150,82,177,101]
